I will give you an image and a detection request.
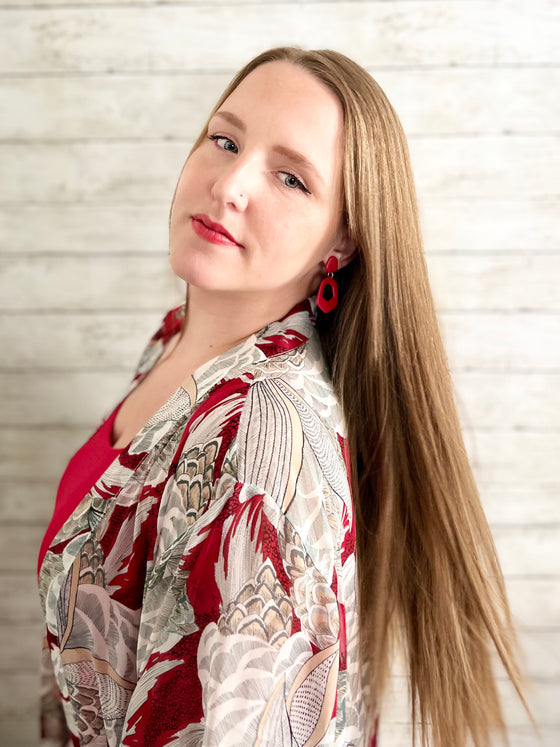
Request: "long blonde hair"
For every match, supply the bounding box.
[190,47,534,746]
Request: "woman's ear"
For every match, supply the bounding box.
[331,228,357,270]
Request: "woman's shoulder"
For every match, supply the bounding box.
[133,305,185,379]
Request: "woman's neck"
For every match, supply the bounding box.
[171,285,304,370]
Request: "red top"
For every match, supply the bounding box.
[37,403,126,574]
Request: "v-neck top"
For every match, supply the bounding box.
[37,402,126,574]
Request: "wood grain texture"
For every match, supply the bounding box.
[2,254,559,311]
[2,458,557,528]
[1,198,557,255]
[1,483,558,581]
[1,369,559,430]
[440,313,560,371]
[2,2,557,74]
[2,311,558,370]
[0,480,58,524]
[465,431,560,486]
[0,672,40,745]
[1,0,558,744]
[3,67,558,141]
[3,573,558,630]
[479,483,560,526]
[2,136,558,203]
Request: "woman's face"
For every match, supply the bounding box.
[169,61,350,308]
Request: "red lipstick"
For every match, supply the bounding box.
[191,214,243,248]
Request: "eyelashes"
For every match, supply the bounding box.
[207,134,311,195]
[277,172,311,194]
[208,134,238,153]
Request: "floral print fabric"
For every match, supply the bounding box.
[38,299,372,746]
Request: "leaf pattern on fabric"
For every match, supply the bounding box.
[38,300,375,746]
[218,559,293,648]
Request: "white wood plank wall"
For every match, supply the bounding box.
[0,1,558,744]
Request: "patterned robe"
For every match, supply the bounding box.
[38,298,371,746]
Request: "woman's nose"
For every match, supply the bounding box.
[210,160,252,211]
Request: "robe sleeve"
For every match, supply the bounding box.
[40,634,72,746]
[121,375,369,745]
[193,483,360,746]
[190,377,365,745]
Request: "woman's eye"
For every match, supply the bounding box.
[279,172,311,194]
[208,135,238,153]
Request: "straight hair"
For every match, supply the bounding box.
[187,47,535,746]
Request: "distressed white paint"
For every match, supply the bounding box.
[0,1,558,745]
[2,255,560,312]
[3,67,558,140]
[2,370,560,431]
[2,3,558,73]
[3,137,559,203]
[1,199,558,256]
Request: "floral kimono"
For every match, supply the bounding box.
[38,298,373,746]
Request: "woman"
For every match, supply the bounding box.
[38,48,532,746]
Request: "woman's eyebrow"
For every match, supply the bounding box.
[212,110,323,185]
[272,144,323,185]
[213,110,246,131]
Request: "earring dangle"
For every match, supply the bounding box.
[316,256,339,313]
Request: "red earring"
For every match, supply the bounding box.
[316,256,339,313]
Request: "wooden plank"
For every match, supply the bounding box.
[382,675,558,728]
[0,672,39,746]
[9,425,556,487]
[1,3,557,75]
[3,606,557,683]
[0,574,44,624]
[0,622,43,672]
[2,137,559,203]
[465,431,560,485]
[506,579,560,629]
[0,73,228,141]
[498,678,558,728]
[452,371,560,430]
[1,310,558,371]
[0,470,560,526]
[407,135,560,200]
[1,198,556,256]
[0,525,48,573]
[0,203,170,255]
[0,141,186,204]
[4,572,560,631]
[1,369,558,431]
[0,481,58,524]
[0,371,130,427]
[0,310,160,370]
[427,254,560,312]
[517,630,560,682]
[440,312,560,371]
[480,483,560,527]
[0,427,91,480]
[420,197,559,252]
[374,67,560,137]
[0,672,554,747]
[2,518,558,577]
[493,526,560,578]
[1,254,558,312]
[1,470,557,530]
[3,67,558,141]
[377,724,558,747]
[0,256,183,312]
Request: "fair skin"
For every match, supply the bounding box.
[111,61,355,448]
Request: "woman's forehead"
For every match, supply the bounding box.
[214,62,345,184]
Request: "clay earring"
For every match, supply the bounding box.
[316,256,339,313]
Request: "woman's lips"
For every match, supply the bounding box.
[191,215,243,248]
